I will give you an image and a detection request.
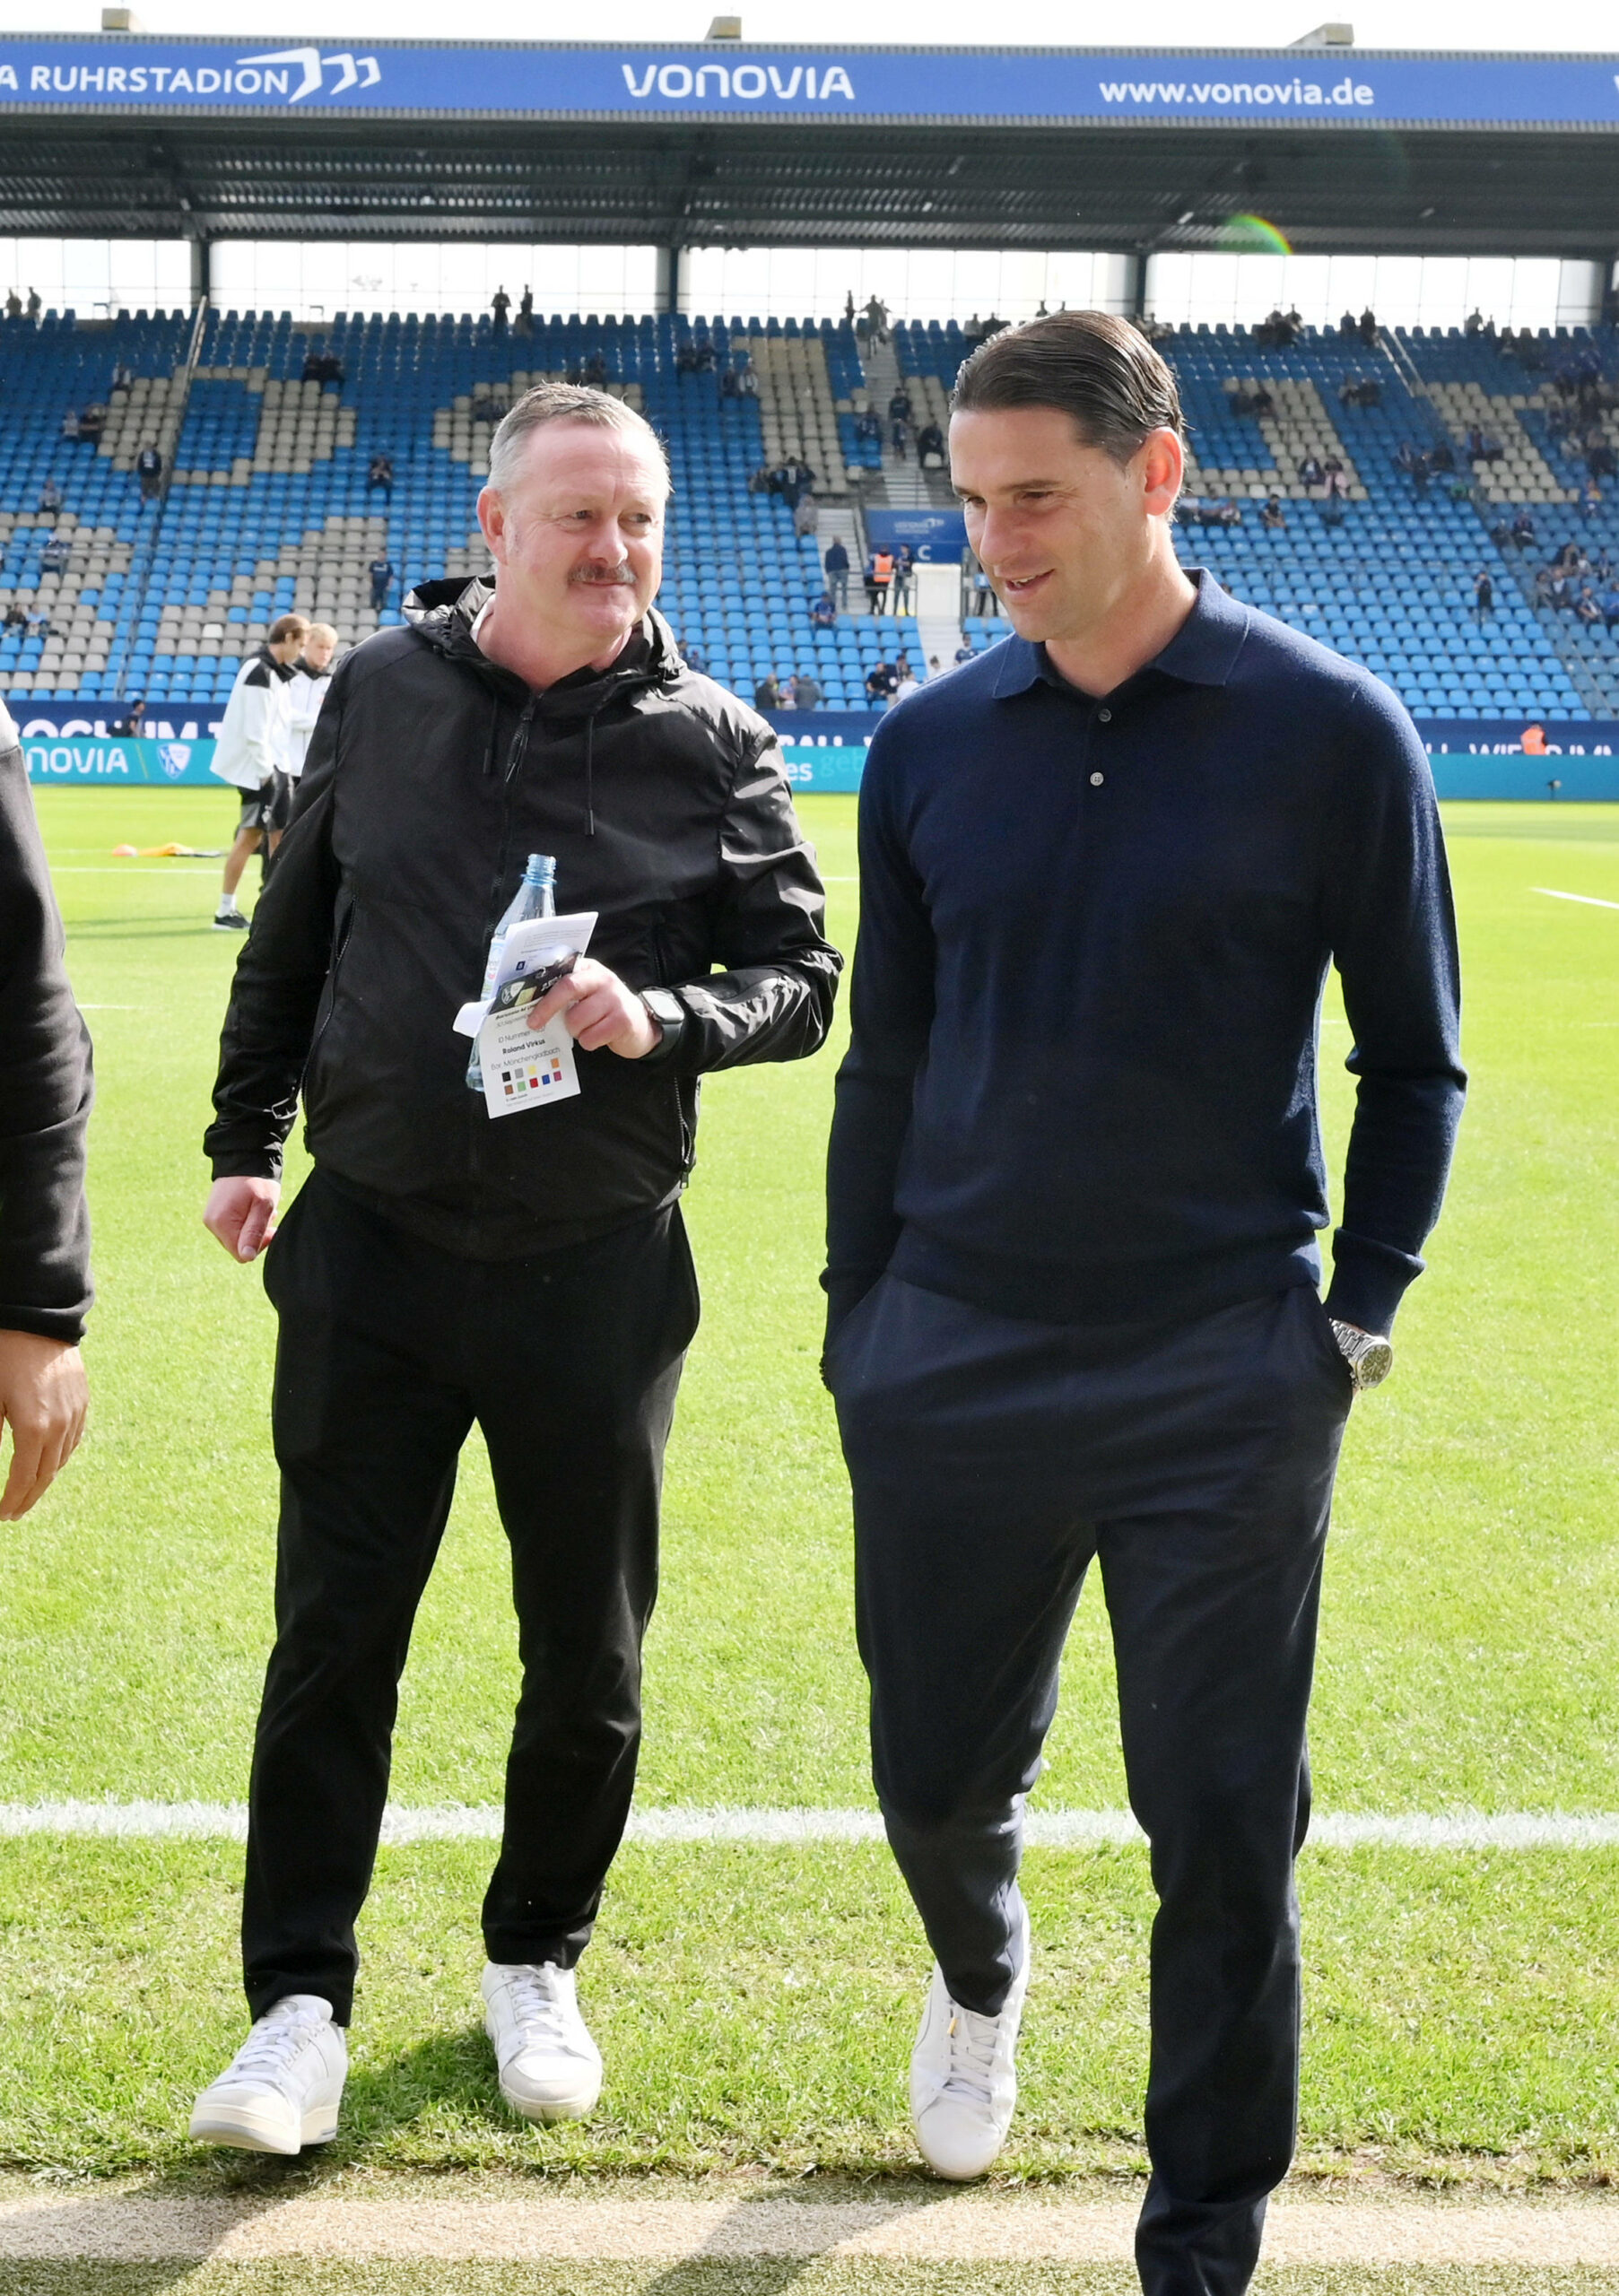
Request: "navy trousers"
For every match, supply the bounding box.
[831,1274,1352,2296]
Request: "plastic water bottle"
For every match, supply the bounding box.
[466,852,556,1092]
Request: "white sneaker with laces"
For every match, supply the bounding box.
[188,1994,347,2154]
[482,1960,604,2123]
[910,1897,1031,2180]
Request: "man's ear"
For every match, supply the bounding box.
[477,485,506,561]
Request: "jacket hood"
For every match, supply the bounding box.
[403,575,683,718]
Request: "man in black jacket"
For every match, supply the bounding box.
[192,384,840,2157]
[0,701,91,1518]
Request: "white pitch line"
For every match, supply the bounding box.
[4,1802,1619,1850]
[1533,884,1619,909]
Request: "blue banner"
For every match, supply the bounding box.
[22,706,1619,801]
[3,40,1619,125]
[17,708,222,785]
[864,509,968,561]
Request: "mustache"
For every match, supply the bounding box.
[569,564,638,587]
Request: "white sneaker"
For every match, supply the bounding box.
[910,1898,1031,2180]
[482,1961,604,2123]
[188,1994,347,2154]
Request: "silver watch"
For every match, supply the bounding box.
[1329,1318,1394,1391]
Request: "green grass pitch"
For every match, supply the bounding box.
[1,786,1617,2188]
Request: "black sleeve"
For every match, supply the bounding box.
[822,726,933,1343]
[640,731,843,1075]
[0,738,93,1342]
[1320,690,1467,1335]
[203,673,344,1180]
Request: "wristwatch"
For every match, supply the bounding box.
[640,987,686,1048]
[1328,1318,1395,1391]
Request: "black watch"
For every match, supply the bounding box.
[641,988,685,1043]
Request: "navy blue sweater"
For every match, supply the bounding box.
[825,572,1465,1341]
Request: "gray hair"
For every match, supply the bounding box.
[487,381,671,497]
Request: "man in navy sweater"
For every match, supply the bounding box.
[824,312,1464,2293]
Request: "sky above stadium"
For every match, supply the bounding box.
[0,0,1615,52]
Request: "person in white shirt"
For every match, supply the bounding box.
[211,614,309,932]
[284,623,340,781]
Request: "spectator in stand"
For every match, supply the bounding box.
[793,670,823,712]
[753,671,783,710]
[517,286,534,336]
[110,697,144,736]
[109,361,134,391]
[25,289,39,321]
[1297,455,1323,489]
[678,638,706,674]
[892,660,918,702]
[864,294,890,345]
[3,288,20,319]
[1473,570,1493,625]
[1599,579,1619,633]
[285,623,340,781]
[866,548,894,614]
[1337,309,1357,338]
[1583,478,1604,519]
[917,419,945,468]
[491,285,511,335]
[369,552,395,613]
[37,478,61,514]
[741,363,759,399]
[1411,456,1431,500]
[794,492,821,540]
[1260,495,1285,530]
[719,365,742,406]
[1359,306,1378,344]
[1465,308,1486,336]
[811,590,838,631]
[25,609,49,640]
[2,601,26,632]
[693,341,716,376]
[367,452,394,498]
[79,404,106,443]
[824,535,850,613]
[40,534,68,577]
[892,544,915,616]
[888,386,914,454]
[1512,508,1538,549]
[1320,474,1346,527]
[136,444,162,501]
[1575,585,1603,628]
[954,640,974,665]
[675,343,698,380]
[60,409,81,442]
[927,655,944,679]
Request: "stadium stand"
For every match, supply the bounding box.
[3,302,1615,723]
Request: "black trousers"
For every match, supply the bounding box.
[832,1275,1351,2296]
[242,1171,700,2025]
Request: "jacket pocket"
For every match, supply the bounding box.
[300,892,357,1121]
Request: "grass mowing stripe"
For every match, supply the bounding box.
[10,1805,1619,1850]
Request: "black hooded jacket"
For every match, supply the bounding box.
[205,580,841,1258]
[0,710,92,1341]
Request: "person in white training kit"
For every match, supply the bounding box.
[210,613,309,931]
[283,623,339,781]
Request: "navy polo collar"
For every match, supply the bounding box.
[990,567,1249,701]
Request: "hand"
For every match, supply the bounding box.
[0,1330,87,1520]
[204,1176,282,1262]
[523,958,661,1060]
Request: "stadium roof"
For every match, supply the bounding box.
[1,38,1617,258]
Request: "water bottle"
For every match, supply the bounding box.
[466,852,556,1092]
